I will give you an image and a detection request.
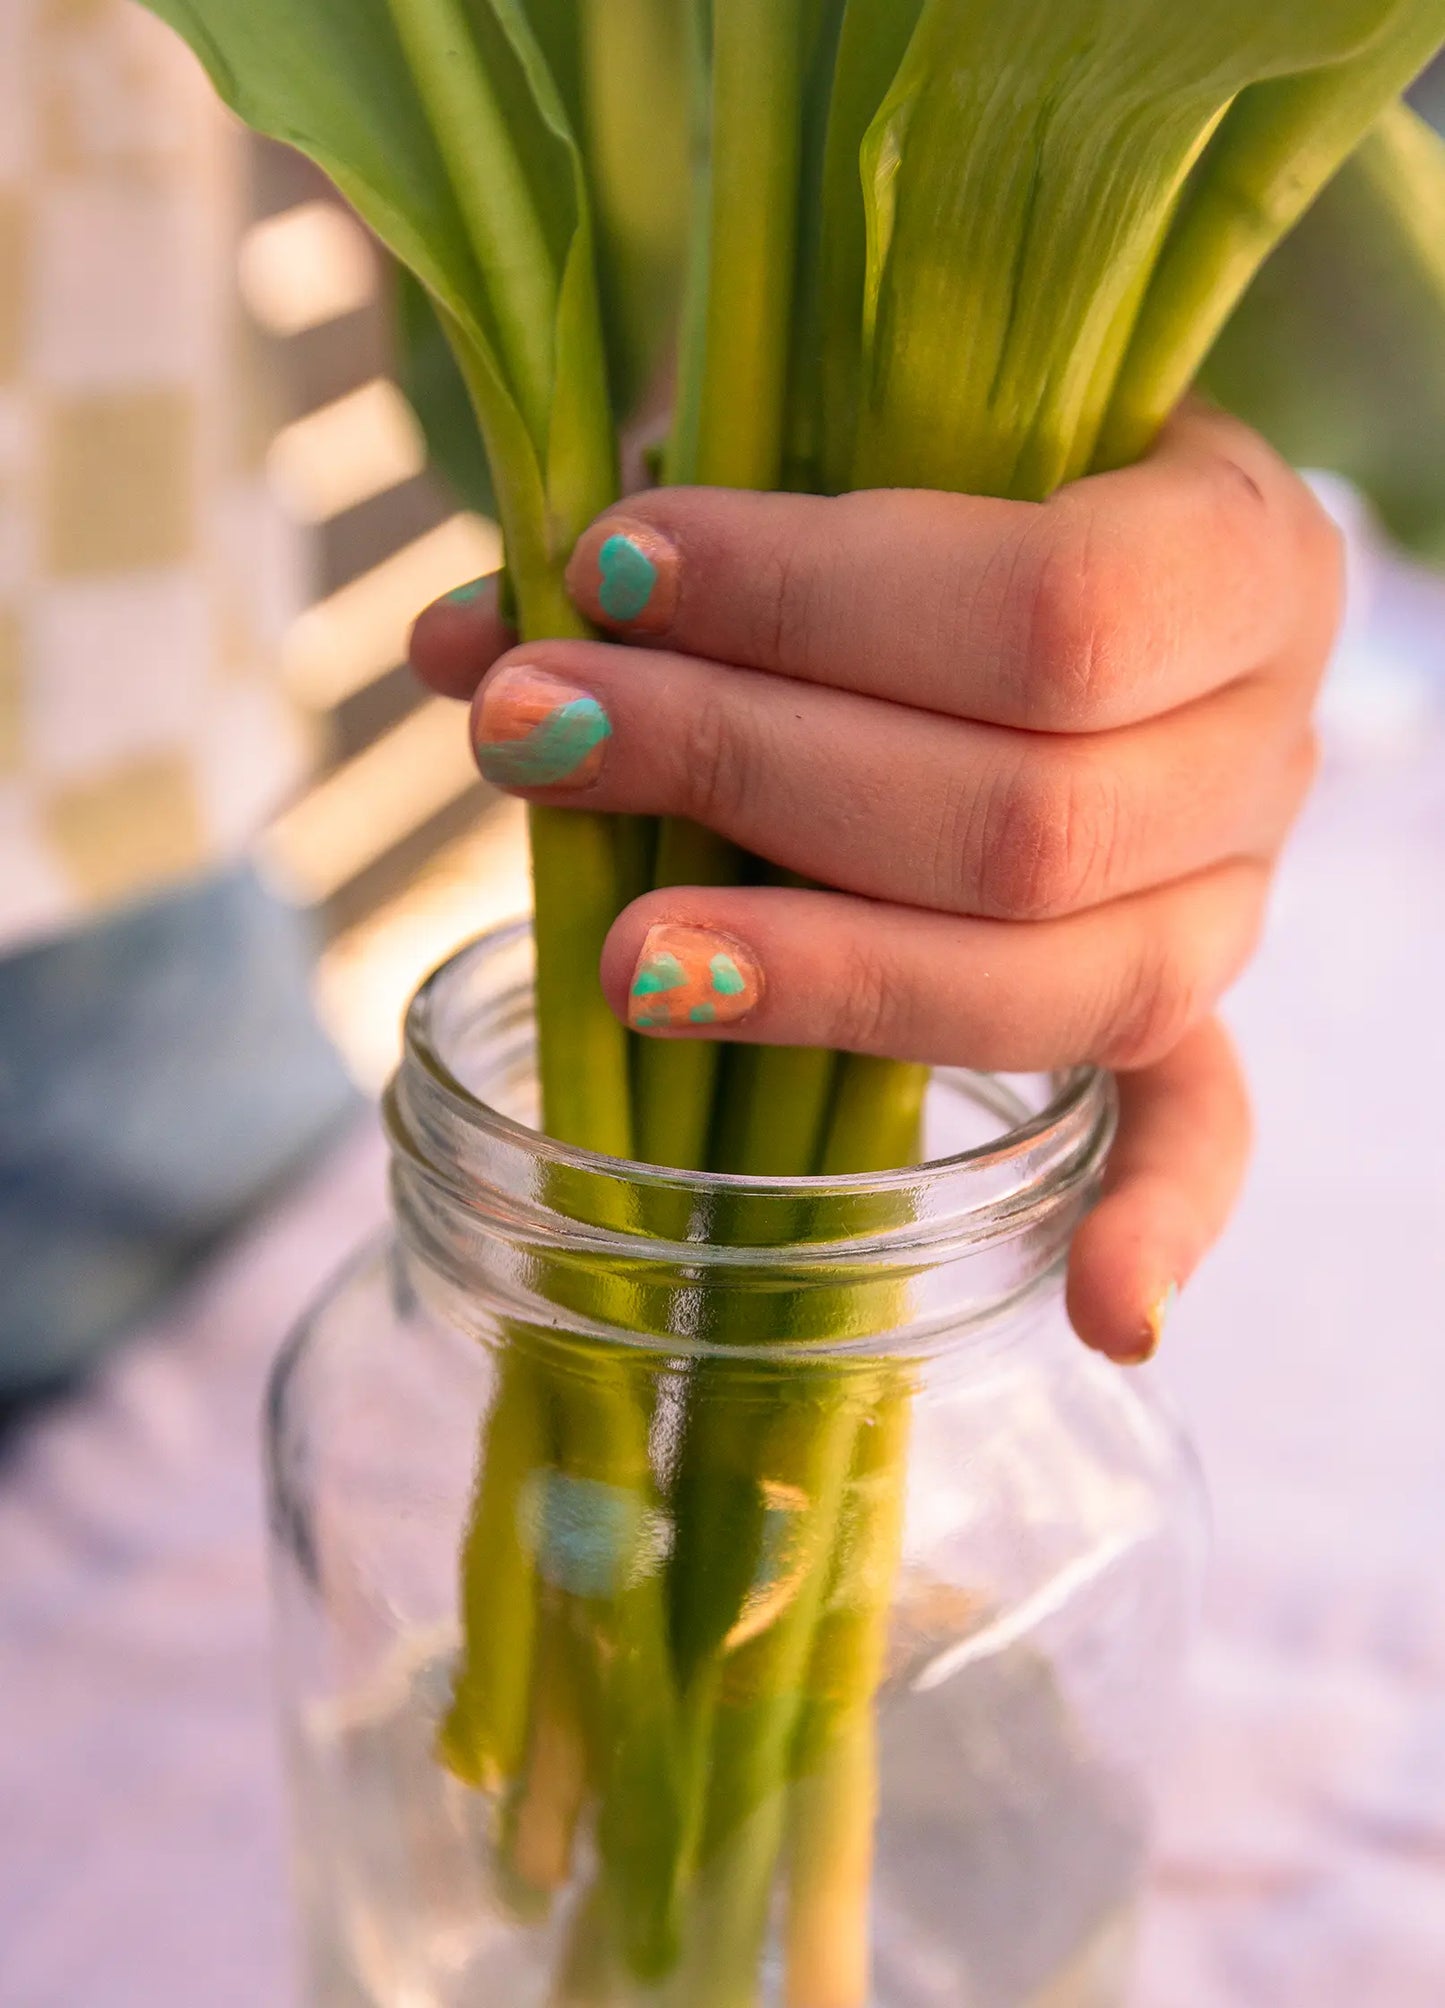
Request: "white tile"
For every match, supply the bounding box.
[31,184,212,389]
[27,569,211,779]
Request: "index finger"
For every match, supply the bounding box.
[565,402,1340,732]
[408,571,515,700]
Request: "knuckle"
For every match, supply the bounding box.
[1023,517,1142,730]
[829,943,895,1054]
[682,689,752,831]
[750,532,816,672]
[1099,899,1228,1076]
[977,753,1125,921]
[1100,944,1201,1072]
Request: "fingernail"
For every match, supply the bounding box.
[444,574,494,607]
[1120,1281,1178,1367]
[570,520,679,632]
[628,925,762,1033]
[474,666,612,790]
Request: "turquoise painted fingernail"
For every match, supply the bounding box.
[573,520,678,632]
[444,574,494,606]
[475,666,611,790]
[598,534,659,620]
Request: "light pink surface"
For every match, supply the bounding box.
[2,661,1443,2006]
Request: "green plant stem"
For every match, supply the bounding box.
[547,1338,687,1978]
[785,1391,910,2007]
[505,1589,591,1896]
[438,1352,549,1791]
[819,1057,930,1178]
[382,0,557,442]
[636,0,809,1177]
[694,0,806,489]
[709,1049,839,1178]
[671,1378,867,2005]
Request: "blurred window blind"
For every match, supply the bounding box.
[242,141,503,937]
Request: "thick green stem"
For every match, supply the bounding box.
[636,0,809,1177]
[695,0,806,489]
[785,1391,910,2007]
[383,0,557,442]
[710,1048,839,1178]
[438,1352,549,1792]
[819,1057,929,1178]
[670,1378,866,2004]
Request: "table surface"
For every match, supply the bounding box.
[2,548,1443,2008]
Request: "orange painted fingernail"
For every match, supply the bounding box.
[474,665,611,790]
[628,925,762,1033]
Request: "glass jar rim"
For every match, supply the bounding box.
[388,923,1117,1268]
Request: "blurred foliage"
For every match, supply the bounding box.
[1206,100,1445,560]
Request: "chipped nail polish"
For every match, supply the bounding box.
[444,574,494,606]
[628,925,762,1033]
[474,666,611,790]
[1122,1282,1178,1366]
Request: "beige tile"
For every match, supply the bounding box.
[0,605,21,772]
[42,387,197,574]
[43,749,206,903]
[0,194,25,384]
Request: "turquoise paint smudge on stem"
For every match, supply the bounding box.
[476,698,611,788]
[597,533,659,622]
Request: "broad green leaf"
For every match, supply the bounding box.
[138,0,632,1154]
[848,0,1445,500]
[1098,8,1445,466]
[780,0,854,491]
[1206,102,1445,558]
[814,0,927,493]
[139,0,615,597]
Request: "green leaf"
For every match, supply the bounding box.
[845,0,1445,500]
[1205,101,1445,558]
[140,0,614,580]
[1097,8,1445,467]
[814,0,927,493]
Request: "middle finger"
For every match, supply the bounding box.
[471,640,1316,920]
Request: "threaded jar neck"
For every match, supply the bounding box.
[384,924,1115,1360]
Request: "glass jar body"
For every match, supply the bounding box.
[267,929,1204,2008]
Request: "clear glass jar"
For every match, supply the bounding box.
[267,924,1204,2008]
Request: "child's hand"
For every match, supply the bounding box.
[411,404,1341,1364]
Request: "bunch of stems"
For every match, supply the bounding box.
[433,8,1445,2000]
[440,16,926,1999]
[129,0,1445,1994]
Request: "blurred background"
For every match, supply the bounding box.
[0,4,1442,2005]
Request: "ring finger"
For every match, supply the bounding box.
[598,865,1269,1075]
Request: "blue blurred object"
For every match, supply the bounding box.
[0,867,358,1397]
